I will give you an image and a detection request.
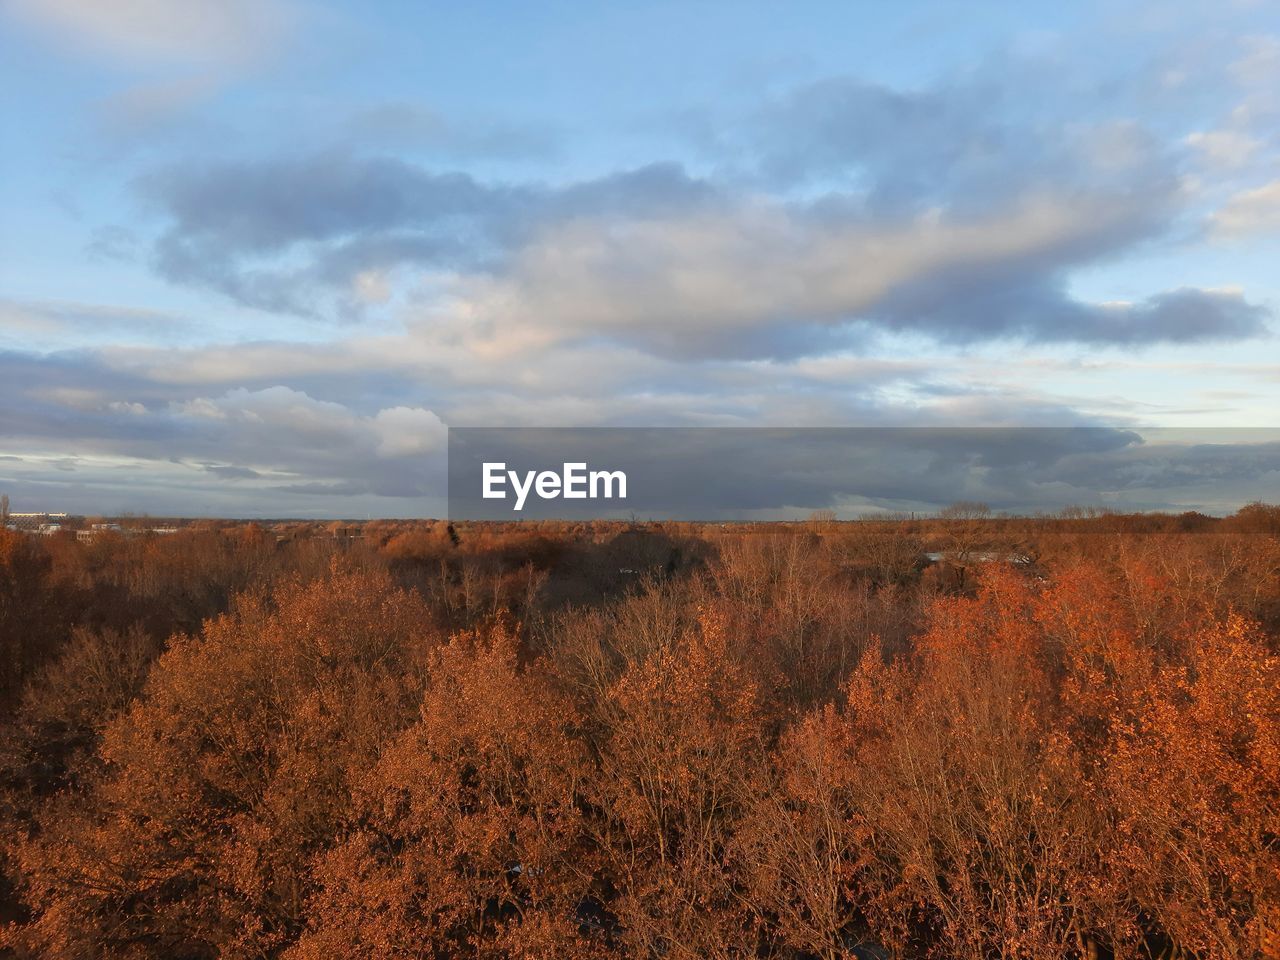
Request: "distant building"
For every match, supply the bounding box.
[76,523,123,543]
[8,512,69,532]
[5,514,183,541]
[74,523,181,542]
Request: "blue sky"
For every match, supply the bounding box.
[1,0,1278,517]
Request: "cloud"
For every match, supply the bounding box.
[7,23,1279,518]
[372,407,446,457]
[203,464,261,480]
[343,103,561,162]
[1185,129,1261,169]
[440,196,1265,358]
[880,284,1269,347]
[5,335,1280,517]
[132,147,1270,356]
[0,363,447,509]
[4,0,298,67]
[123,55,1273,358]
[0,299,191,350]
[93,75,224,138]
[734,74,1080,203]
[85,226,141,262]
[1210,179,1280,238]
[1230,34,1280,91]
[137,155,715,316]
[272,479,371,497]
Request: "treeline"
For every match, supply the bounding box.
[1,507,1279,958]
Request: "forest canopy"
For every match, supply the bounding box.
[1,508,1278,959]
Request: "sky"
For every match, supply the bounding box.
[1,0,1278,518]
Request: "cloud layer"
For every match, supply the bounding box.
[3,7,1280,515]
[125,64,1273,358]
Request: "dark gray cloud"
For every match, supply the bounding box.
[140,156,515,314]
[743,75,1065,207]
[733,65,1174,203]
[139,155,720,315]
[876,283,1270,345]
[141,156,507,253]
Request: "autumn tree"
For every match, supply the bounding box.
[1104,614,1280,959]
[4,564,435,959]
[0,529,61,706]
[737,702,875,960]
[836,570,1130,960]
[291,620,597,959]
[2,514,1279,959]
[585,605,764,959]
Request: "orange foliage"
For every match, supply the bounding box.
[588,606,764,959]
[1,513,1278,959]
[5,564,434,959]
[292,620,594,959]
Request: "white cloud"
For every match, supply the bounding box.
[434,188,1189,356]
[372,407,446,457]
[165,387,445,473]
[0,299,187,347]
[1184,129,1261,169]
[31,387,112,410]
[1210,179,1280,238]
[1230,35,1280,90]
[183,386,359,437]
[5,0,298,67]
[353,269,394,305]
